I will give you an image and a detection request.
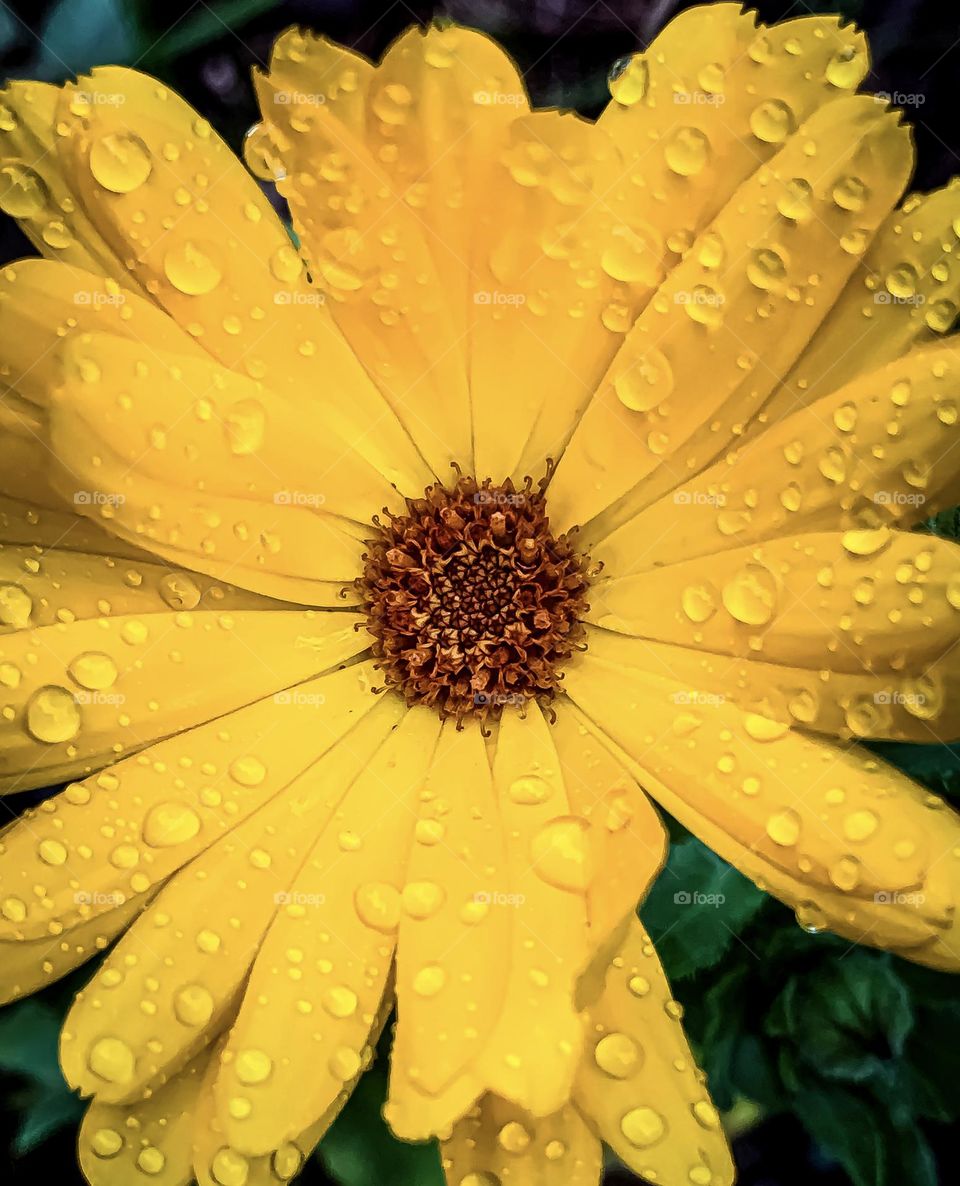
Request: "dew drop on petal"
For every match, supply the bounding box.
[88,133,153,194]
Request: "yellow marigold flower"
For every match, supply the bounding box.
[1,4,959,1185]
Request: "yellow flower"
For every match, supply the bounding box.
[1,4,959,1185]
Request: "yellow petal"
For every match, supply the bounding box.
[0,660,383,934]
[0,493,150,559]
[49,329,397,526]
[600,10,870,255]
[564,652,960,968]
[214,705,442,1155]
[0,258,203,409]
[60,696,403,1104]
[0,895,145,1006]
[472,704,588,1117]
[0,544,274,634]
[0,81,129,276]
[78,1052,205,1186]
[48,65,430,495]
[441,1094,602,1186]
[574,917,734,1186]
[552,95,912,534]
[587,531,960,741]
[0,606,365,793]
[388,718,506,1135]
[254,65,470,476]
[550,699,667,940]
[772,178,960,419]
[193,1037,345,1186]
[470,110,631,482]
[594,340,960,572]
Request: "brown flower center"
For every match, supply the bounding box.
[357,473,591,722]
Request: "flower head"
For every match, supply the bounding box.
[1,5,960,1186]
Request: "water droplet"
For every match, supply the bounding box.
[234,1048,273,1085]
[843,809,879,841]
[614,348,673,412]
[90,1128,124,1159]
[595,1031,640,1078]
[87,1036,135,1084]
[721,563,778,626]
[746,247,787,292]
[354,881,401,932]
[609,56,649,106]
[143,801,201,847]
[497,1120,531,1154]
[692,1099,721,1129]
[413,965,446,997]
[89,133,152,194]
[681,584,717,623]
[0,164,49,219]
[749,99,795,144]
[210,1147,250,1186]
[508,774,553,805]
[163,240,222,295]
[826,44,867,89]
[229,755,266,786]
[159,572,201,610]
[530,817,592,892]
[0,582,33,628]
[26,686,81,743]
[777,177,813,222]
[223,399,266,456]
[68,651,118,691]
[766,808,801,846]
[664,127,710,177]
[620,1106,666,1148]
[322,986,358,1018]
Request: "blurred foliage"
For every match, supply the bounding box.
[2,0,960,1184]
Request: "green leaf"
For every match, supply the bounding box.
[140,0,277,67]
[0,998,81,1153]
[640,838,765,980]
[793,1082,937,1186]
[319,1067,443,1186]
[766,951,913,1085]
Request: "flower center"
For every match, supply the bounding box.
[358,473,591,722]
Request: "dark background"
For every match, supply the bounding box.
[2,1,960,1184]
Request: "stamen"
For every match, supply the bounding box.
[356,475,591,722]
